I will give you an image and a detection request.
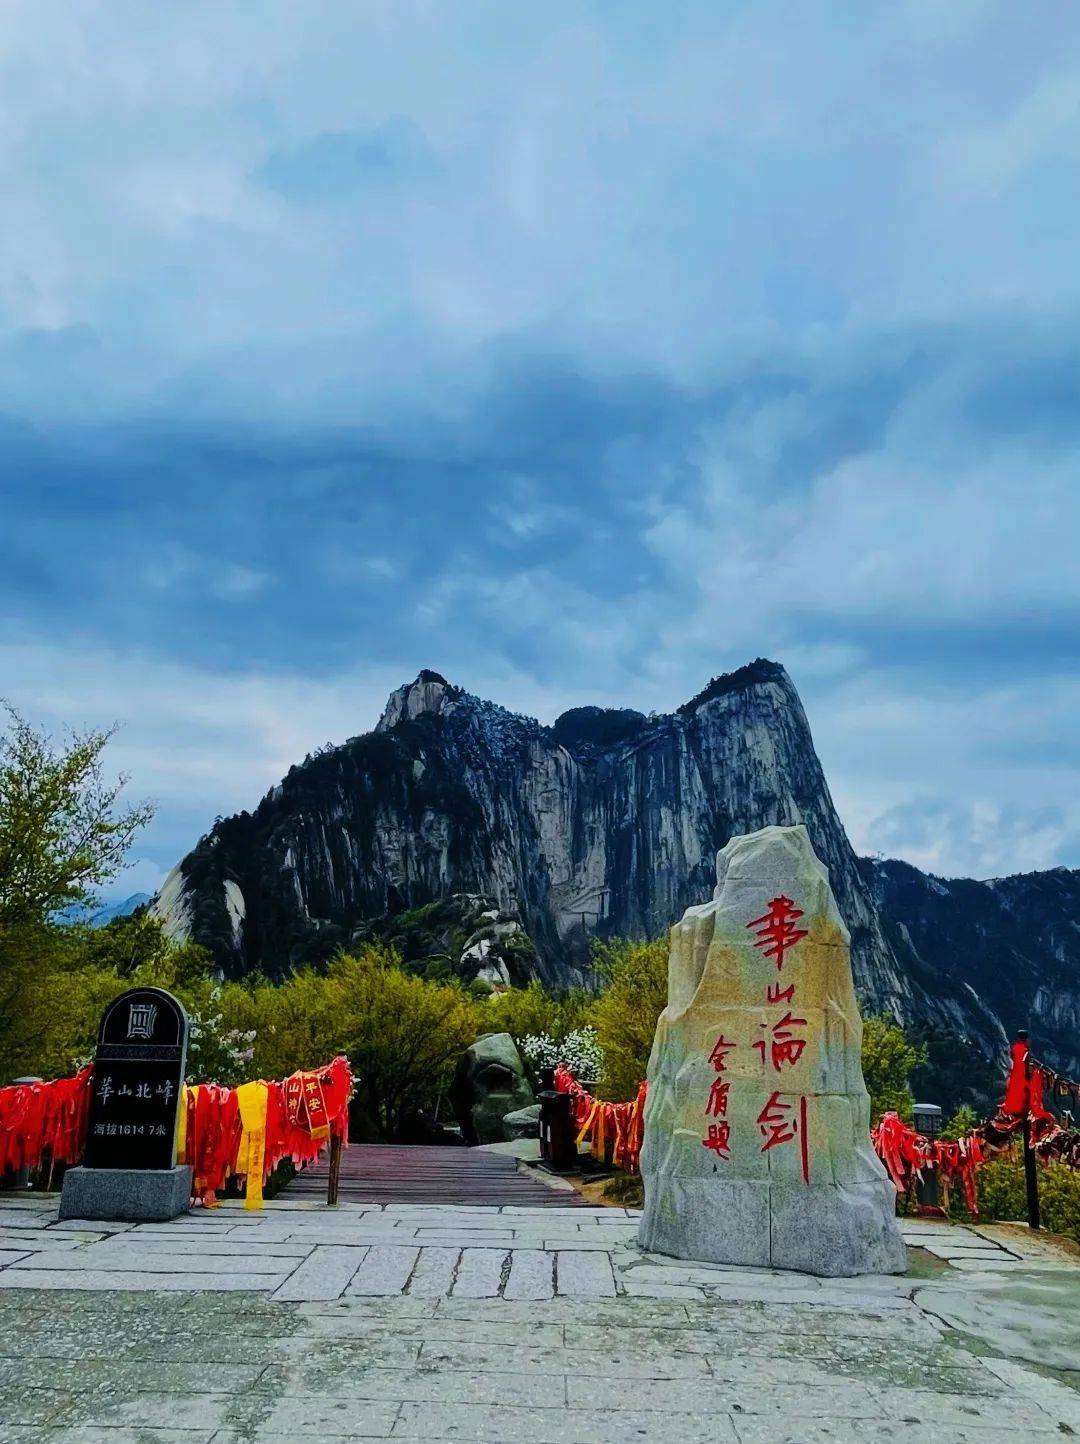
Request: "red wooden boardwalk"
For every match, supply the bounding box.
[285,1144,586,1207]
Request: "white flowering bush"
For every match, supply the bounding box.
[186,987,256,1086]
[520,1026,603,1082]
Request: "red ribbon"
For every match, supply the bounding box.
[0,1067,93,1177]
[553,1065,648,1174]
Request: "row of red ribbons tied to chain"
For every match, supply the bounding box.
[176,1056,353,1209]
[553,1064,648,1174]
[871,1037,1080,1216]
[0,1067,93,1184]
[0,1057,353,1210]
[870,1113,985,1215]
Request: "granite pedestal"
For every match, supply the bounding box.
[59,1164,193,1222]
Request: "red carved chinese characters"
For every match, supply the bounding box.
[700,896,813,1176]
[757,1091,810,1183]
[703,1035,736,1158]
[708,1035,737,1073]
[753,1010,808,1073]
[744,894,812,1184]
[747,895,807,971]
[706,1076,730,1118]
[703,1122,731,1157]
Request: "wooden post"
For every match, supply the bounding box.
[1017,1030,1041,1231]
[326,1133,343,1208]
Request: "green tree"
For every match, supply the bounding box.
[0,920,118,1080]
[589,936,668,1100]
[941,1103,979,1140]
[483,980,591,1053]
[0,706,153,924]
[218,946,482,1139]
[0,912,217,1083]
[335,950,480,1137]
[861,1014,926,1124]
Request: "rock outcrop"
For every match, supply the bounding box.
[639,826,906,1276]
[348,893,539,989]
[450,1033,535,1145]
[150,661,899,993]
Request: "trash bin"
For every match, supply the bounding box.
[538,1082,578,1173]
[913,1102,943,1216]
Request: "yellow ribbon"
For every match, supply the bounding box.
[235,1080,269,1211]
[575,1099,607,1159]
[176,1084,194,1164]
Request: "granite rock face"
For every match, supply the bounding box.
[148,660,1074,1073]
[348,893,540,990]
[147,663,927,1003]
[639,825,906,1277]
[867,858,1080,1078]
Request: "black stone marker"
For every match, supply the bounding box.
[82,987,188,1171]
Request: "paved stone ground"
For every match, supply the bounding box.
[0,1193,1078,1441]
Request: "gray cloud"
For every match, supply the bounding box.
[2,1,1078,887]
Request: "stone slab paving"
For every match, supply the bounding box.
[0,1195,1076,1440]
[503,1248,554,1300]
[448,1247,506,1299]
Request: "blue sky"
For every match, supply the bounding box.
[2,1,1078,897]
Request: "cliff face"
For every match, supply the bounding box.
[152,661,1075,1071]
[866,859,1080,1076]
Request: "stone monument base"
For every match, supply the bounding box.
[59,1165,193,1223]
[639,1173,907,1277]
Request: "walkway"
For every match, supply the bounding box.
[0,1195,1078,1441]
[286,1142,584,1207]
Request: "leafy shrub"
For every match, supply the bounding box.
[970,1149,1027,1223]
[483,979,589,1044]
[0,914,215,1082]
[589,936,667,1101]
[330,950,480,1138]
[185,987,256,1086]
[1037,1161,1080,1244]
[218,946,482,1139]
[941,1104,979,1141]
[0,920,121,1080]
[862,1015,926,1124]
[968,1147,1080,1245]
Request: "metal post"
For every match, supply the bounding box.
[1017,1030,1041,1231]
[326,1134,343,1208]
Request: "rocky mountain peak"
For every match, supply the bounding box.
[376,670,456,732]
[550,706,648,751]
[676,657,791,715]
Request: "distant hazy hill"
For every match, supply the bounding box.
[58,893,150,928]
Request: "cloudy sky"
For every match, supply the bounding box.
[3,1,1078,898]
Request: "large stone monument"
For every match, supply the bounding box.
[59,986,192,1222]
[639,825,906,1276]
